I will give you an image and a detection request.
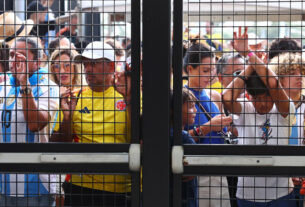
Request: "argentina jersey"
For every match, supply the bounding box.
[0,68,60,196]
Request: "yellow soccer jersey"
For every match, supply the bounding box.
[73,86,130,143]
[55,86,131,193]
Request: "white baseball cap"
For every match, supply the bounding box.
[74,41,115,62]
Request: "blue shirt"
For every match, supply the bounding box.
[170,129,198,207]
[185,87,226,144]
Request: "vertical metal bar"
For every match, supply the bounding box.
[172,0,183,205]
[84,12,100,42]
[131,0,141,205]
[142,0,171,206]
[173,0,183,147]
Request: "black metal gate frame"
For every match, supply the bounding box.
[0,0,141,207]
[2,0,305,207]
[168,0,305,207]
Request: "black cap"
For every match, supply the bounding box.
[26,1,47,19]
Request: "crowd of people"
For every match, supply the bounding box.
[0,2,304,207]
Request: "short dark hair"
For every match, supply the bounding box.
[245,71,269,97]
[15,36,44,60]
[268,38,302,60]
[216,53,244,75]
[170,87,197,124]
[183,43,215,73]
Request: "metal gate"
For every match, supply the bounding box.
[0,0,305,207]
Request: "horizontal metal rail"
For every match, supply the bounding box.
[0,143,140,173]
[173,145,305,176]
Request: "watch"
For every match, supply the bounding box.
[20,87,32,95]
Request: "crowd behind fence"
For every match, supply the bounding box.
[0,0,304,206]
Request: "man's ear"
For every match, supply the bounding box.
[186,65,192,74]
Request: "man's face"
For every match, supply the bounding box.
[9,41,36,78]
[251,93,274,114]
[220,57,245,88]
[83,58,115,90]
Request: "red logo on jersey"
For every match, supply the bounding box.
[116,100,126,111]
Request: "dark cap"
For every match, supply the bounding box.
[26,1,47,19]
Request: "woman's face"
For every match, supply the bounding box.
[188,57,216,90]
[182,101,197,126]
[52,54,75,86]
[280,68,303,98]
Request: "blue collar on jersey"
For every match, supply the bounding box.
[9,67,48,86]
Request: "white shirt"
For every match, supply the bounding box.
[233,99,295,201]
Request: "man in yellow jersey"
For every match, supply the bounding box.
[50,42,131,206]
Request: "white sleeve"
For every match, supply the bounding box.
[278,101,295,126]
[36,84,60,143]
[233,98,253,126]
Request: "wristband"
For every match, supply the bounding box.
[196,126,203,136]
[247,52,254,58]
[236,75,247,82]
[193,126,202,136]
[193,127,199,136]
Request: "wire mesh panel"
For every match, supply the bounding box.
[0,0,139,206]
[174,0,305,206]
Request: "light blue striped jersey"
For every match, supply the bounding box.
[0,68,60,197]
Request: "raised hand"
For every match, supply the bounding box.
[114,71,131,101]
[15,52,28,85]
[231,26,249,57]
[60,87,77,121]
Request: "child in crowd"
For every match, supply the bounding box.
[223,27,297,207]
[183,42,232,207]
[170,88,198,207]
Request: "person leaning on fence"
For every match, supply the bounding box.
[269,52,305,207]
[50,41,131,206]
[0,36,59,206]
[183,43,232,207]
[217,53,246,90]
[222,27,297,207]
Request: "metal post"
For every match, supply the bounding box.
[131,0,141,206]
[142,0,171,206]
[172,0,183,205]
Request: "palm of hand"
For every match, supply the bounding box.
[232,27,249,55]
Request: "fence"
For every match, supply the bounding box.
[0,0,304,207]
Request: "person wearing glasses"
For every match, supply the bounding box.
[49,48,85,93]
[217,53,246,90]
